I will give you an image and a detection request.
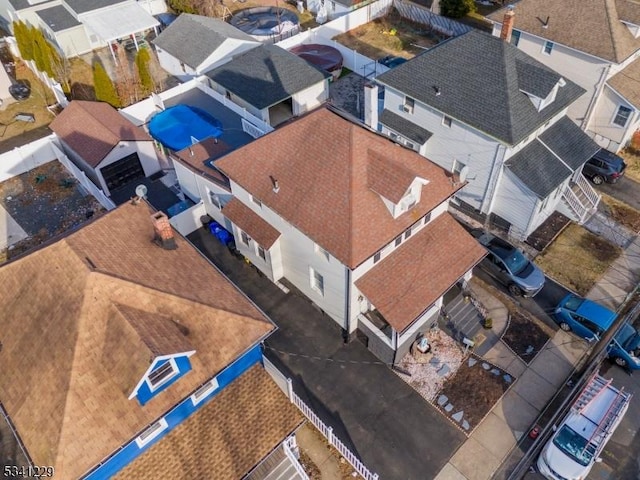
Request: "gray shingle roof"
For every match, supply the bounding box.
[36,5,80,32]
[380,109,433,144]
[7,0,31,11]
[539,117,600,170]
[152,14,256,70]
[63,0,124,14]
[206,44,330,110]
[515,59,559,98]
[505,140,571,198]
[376,30,585,145]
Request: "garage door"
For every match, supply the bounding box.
[101,152,145,191]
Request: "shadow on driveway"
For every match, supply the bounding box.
[187,226,466,480]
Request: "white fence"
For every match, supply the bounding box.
[0,135,58,182]
[51,142,116,211]
[393,0,471,37]
[168,201,207,236]
[262,355,379,480]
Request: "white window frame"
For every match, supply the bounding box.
[403,96,415,114]
[442,115,452,128]
[208,189,222,209]
[310,267,324,296]
[240,231,251,246]
[135,418,168,448]
[314,243,330,261]
[146,358,179,392]
[257,244,266,261]
[251,195,262,207]
[612,105,633,127]
[424,211,432,225]
[404,229,412,240]
[190,378,220,406]
[543,41,554,55]
[511,29,521,46]
[373,251,381,263]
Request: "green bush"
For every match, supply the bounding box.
[93,61,121,108]
[440,0,476,19]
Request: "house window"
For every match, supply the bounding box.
[190,378,220,406]
[511,30,521,47]
[310,268,324,296]
[403,96,415,114]
[613,105,633,127]
[405,141,415,150]
[257,245,266,261]
[225,90,232,100]
[373,251,381,263]
[404,228,412,240]
[424,211,432,224]
[135,418,168,448]
[543,41,554,55]
[251,195,262,207]
[538,196,550,212]
[443,115,452,128]
[394,235,402,247]
[315,243,330,261]
[148,360,177,389]
[180,62,186,73]
[240,231,250,246]
[208,190,222,209]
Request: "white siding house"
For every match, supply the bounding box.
[489,0,640,151]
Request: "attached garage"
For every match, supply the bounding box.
[101,152,145,191]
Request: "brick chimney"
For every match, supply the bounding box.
[151,211,177,250]
[500,6,515,43]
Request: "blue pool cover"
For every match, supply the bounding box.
[149,105,223,151]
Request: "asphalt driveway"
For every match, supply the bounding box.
[595,175,640,210]
[187,226,466,480]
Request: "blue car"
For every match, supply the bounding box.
[553,294,617,341]
[608,321,640,369]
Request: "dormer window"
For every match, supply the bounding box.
[148,360,178,391]
[400,193,417,211]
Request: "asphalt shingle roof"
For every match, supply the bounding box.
[539,117,600,170]
[379,109,433,145]
[505,140,572,198]
[36,5,80,32]
[206,44,330,110]
[376,30,584,145]
[64,0,125,14]
[608,56,640,108]
[152,14,256,70]
[488,0,640,64]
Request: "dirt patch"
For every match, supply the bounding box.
[620,148,640,184]
[525,211,571,251]
[600,193,640,233]
[534,223,622,295]
[298,449,322,479]
[501,311,550,365]
[298,423,363,479]
[333,9,442,60]
[435,355,512,432]
[0,161,105,263]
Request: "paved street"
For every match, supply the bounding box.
[595,175,640,211]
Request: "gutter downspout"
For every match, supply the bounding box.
[481,143,506,215]
[344,266,351,343]
[581,64,612,132]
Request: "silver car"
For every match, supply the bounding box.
[471,230,545,297]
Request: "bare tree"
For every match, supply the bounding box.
[114,46,142,106]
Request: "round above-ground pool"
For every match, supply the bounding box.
[230,7,299,38]
[289,44,343,78]
[149,105,223,151]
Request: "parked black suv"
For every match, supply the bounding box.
[582,148,627,185]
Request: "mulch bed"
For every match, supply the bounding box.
[501,312,550,365]
[435,355,513,434]
[525,211,571,251]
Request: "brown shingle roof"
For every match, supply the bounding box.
[172,137,232,190]
[114,365,303,480]
[367,150,419,204]
[608,55,640,108]
[355,213,486,332]
[216,108,460,268]
[488,0,640,63]
[0,201,274,479]
[222,197,281,248]
[49,100,151,167]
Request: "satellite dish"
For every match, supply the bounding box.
[135,184,148,198]
[458,166,470,183]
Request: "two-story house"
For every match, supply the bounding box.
[213,108,486,364]
[374,30,602,239]
[0,201,304,479]
[488,0,640,152]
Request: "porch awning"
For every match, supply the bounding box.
[82,3,159,43]
[355,213,486,333]
[222,198,281,249]
[538,117,600,171]
[379,109,433,145]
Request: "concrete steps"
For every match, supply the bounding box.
[262,457,304,480]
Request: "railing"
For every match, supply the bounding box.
[263,355,379,480]
[241,118,267,139]
[283,437,310,480]
[574,173,601,209]
[562,184,589,223]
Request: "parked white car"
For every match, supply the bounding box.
[537,374,631,480]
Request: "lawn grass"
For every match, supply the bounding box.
[333,9,441,60]
[534,223,622,295]
[619,148,640,183]
[68,57,96,101]
[600,193,640,232]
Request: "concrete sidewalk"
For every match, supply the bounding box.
[434,285,589,480]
